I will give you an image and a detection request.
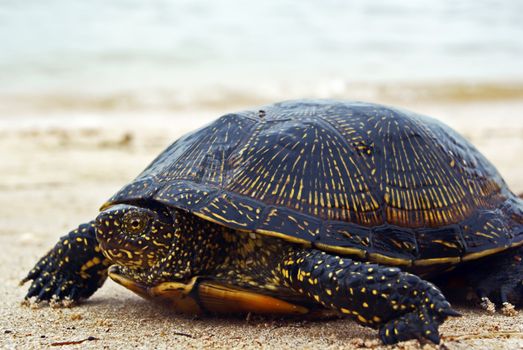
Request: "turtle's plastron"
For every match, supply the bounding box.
[108,266,308,315]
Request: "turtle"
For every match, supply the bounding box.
[22,100,523,345]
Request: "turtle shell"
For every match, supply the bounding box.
[104,100,523,269]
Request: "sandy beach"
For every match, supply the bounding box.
[1,99,523,349]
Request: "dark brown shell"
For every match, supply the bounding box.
[105,100,523,267]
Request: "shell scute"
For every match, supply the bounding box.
[460,210,510,253]
[371,226,418,261]
[322,222,371,249]
[416,226,464,259]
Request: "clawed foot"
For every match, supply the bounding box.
[378,290,460,345]
[479,296,518,316]
[379,307,440,344]
[22,268,85,305]
[501,302,518,316]
[470,248,523,316]
[479,296,496,314]
[21,223,109,305]
[442,246,523,317]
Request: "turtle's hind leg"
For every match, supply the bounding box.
[277,249,459,345]
[21,221,110,304]
[439,246,523,315]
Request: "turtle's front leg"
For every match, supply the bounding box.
[21,221,111,304]
[277,249,459,345]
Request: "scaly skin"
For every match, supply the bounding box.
[278,250,459,344]
[472,246,523,307]
[435,245,523,311]
[22,222,110,303]
[23,207,458,345]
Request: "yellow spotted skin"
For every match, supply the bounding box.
[23,100,523,345]
[94,205,456,345]
[22,222,111,301]
[95,205,230,287]
[278,249,455,344]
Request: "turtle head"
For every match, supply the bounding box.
[95,204,175,274]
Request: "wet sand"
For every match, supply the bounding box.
[2,100,523,349]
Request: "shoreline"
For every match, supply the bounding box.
[2,81,523,116]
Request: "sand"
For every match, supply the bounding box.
[1,100,523,349]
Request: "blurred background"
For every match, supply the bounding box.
[1,0,523,116]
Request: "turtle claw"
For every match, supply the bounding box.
[479,296,496,313]
[21,223,109,304]
[459,246,523,312]
[20,272,37,286]
[378,285,458,345]
[442,308,462,317]
[501,302,518,316]
[378,306,444,345]
[378,304,460,345]
[21,258,47,287]
[24,269,75,305]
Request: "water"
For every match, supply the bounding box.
[1,0,523,112]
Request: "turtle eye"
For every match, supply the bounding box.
[123,211,150,234]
